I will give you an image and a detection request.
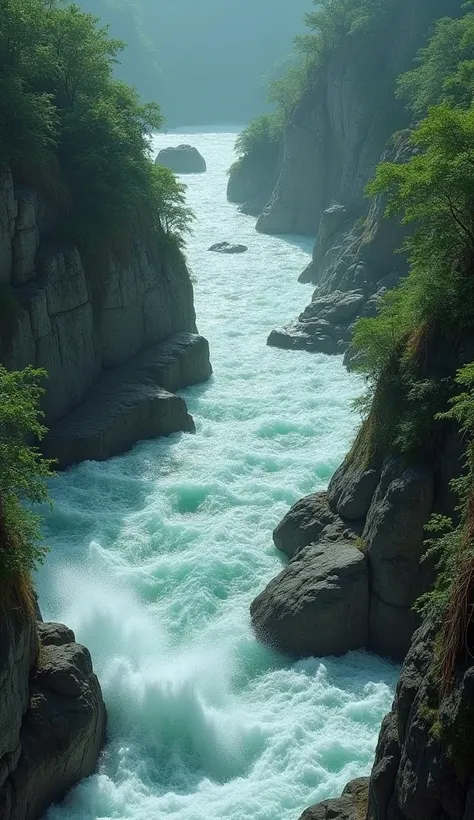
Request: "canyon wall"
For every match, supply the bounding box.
[0,611,106,820]
[0,167,212,467]
[230,0,461,358]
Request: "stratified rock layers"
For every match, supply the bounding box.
[0,167,212,467]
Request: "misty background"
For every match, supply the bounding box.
[76,0,311,126]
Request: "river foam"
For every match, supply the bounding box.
[37,131,398,820]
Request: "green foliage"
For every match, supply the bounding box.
[234,114,282,160]
[232,0,398,177]
[398,10,474,117]
[353,101,474,458]
[0,0,192,254]
[0,366,54,587]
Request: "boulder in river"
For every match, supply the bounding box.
[250,541,369,658]
[273,491,351,559]
[155,144,206,174]
[208,242,248,254]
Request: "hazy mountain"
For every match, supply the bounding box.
[77,0,310,125]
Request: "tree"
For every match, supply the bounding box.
[0,366,54,611]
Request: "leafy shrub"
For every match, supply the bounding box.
[0,0,193,255]
[0,366,54,613]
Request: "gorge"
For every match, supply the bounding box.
[2,0,474,818]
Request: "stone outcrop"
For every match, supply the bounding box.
[299,778,369,820]
[0,166,212,467]
[227,146,281,216]
[238,0,458,358]
[155,145,206,174]
[252,453,437,661]
[208,242,248,254]
[367,617,474,820]
[0,615,106,820]
[250,540,369,658]
[42,333,210,468]
[257,0,454,239]
[296,616,474,820]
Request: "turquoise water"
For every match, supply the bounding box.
[37,132,398,820]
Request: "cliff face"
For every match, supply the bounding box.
[295,617,474,820]
[258,0,455,237]
[243,0,461,357]
[0,613,106,820]
[0,167,212,467]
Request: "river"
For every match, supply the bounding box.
[37,131,398,820]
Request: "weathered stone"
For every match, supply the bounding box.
[156,144,206,174]
[42,333,210,468]
[1,306,35,372]
[273,492,339,558]
[268,290,365,356]
[37,302,101,423]
[227,147,279,209]
[328,457,380,520]
[299,778,369,820]
[0,171,17,285]
[208,242,248,254]
[0,613,37,789]
[21,286,52,341]
[40,246,89,315]
[0,169,210,450]
[300,291,365,325]
[11,190,39,285]
[369,595,420,662]
[0,628,106,820]
[250,542,369,658]
[367,617,474,820]
[37,622,75,647]
[364,461,435,610]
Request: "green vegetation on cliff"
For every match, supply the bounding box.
[0,0,192,254]
[230,0,415,194]
[352,2,474,686]
[0,366,53,613]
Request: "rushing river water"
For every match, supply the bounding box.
[37,131,398,820]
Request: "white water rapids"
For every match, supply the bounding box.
[37,131,398,820]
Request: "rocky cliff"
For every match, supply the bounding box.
[233,0,461,358]
[0,611,106,819]
[0,167,212,467]
[251,453,435,662]
[292,615,474,820]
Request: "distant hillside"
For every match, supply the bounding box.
[76,0,310,125]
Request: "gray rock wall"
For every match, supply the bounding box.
[251,451,438,662]
[249,0,461,358]
[257,0,457,239]
[0,164,199,425]
[0,617,106,820]
[0,167,211,465]
[367,618,474,820]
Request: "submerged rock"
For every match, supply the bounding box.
[250,541,369,658]
[155,144,206,174]
[208,242,248,254]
